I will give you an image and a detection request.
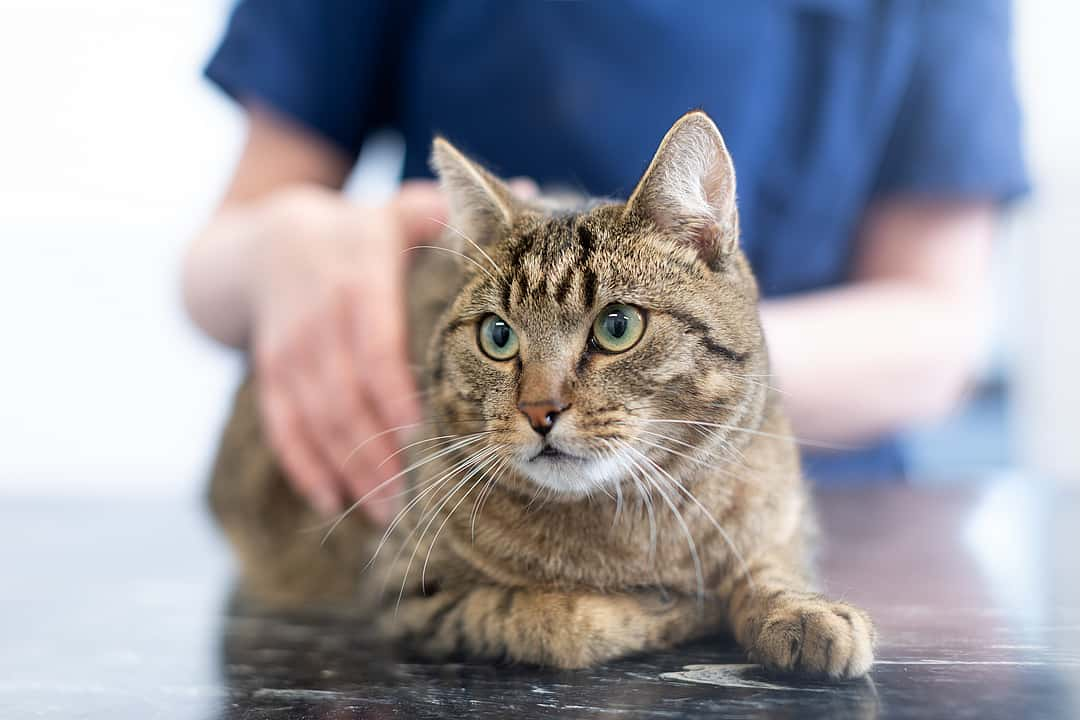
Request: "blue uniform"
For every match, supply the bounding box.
[206,0,1028,482]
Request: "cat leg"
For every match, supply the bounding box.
[386,586,723,669]
[720,557,876,679]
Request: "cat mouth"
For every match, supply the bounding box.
[530,445,582,462]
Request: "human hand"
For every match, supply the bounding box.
[248,181,448,522]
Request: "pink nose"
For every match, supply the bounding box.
[517,400,569,435]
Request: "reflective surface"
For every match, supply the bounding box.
[2,479,1079,719]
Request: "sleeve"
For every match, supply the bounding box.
[873,0,1030,203]
[204,0,407,159]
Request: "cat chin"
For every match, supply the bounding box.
[514,453,627,498]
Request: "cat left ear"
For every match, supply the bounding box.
[623,111,738,266]
[430,137,520,246]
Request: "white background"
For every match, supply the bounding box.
[0,1,1076,497]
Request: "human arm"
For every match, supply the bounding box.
[761,200,995,444]
[184,106,446,518]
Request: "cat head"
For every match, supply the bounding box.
[425,112,767,498]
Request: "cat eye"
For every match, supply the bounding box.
[592,304,645,353]
[478,314,520,360]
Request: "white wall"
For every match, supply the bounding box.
[0,2,243,495]
[1012,3,1080,484]
[0,1,401,497]
[0,2,1075,497]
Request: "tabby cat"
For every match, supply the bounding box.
[210,112,876,678]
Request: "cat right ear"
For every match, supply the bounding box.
[623,111,739,267]
[430,137,519,246]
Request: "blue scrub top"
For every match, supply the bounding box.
[206,0,1029,483]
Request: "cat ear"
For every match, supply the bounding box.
[623,111,738,266]
[430,137,520,245]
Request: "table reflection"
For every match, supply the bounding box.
[2,479,1078,719]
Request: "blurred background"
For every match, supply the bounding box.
[0,0,1076,498]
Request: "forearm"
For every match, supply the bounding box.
[759,200,996,444]
[183,105,354,348]
[182,200,273,348]
[761,280,989,444]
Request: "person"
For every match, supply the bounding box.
[184,1,1028,519]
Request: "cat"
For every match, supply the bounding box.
[209,111,876,678]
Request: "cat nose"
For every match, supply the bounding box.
[517,400,569,436]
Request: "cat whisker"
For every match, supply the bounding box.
[427,217,503,277]
[323,432,492,545]
[728,372,788,397]
[636,430,745,480]
[368,444,501,601]
[305,451,490,538]
[616,439,706,606]
[622,442,755,595]
[716,432,749,465]
[474,454,515,531]
[523,483,543,512]
[470,455,508,541]
[611,470,625,528]
[602,440,657,561]
[403,244,498,283]
[370,443,500,576]
[341,415,492,472]
[341,421,439,470]
[642,418,857,452]
[523,480,554,514]
[634,436,712,470]
[594,482,617,502]
[375,430,494,471]
[420,447,507,589]
[634,471,659,564]
[395,445,503,610]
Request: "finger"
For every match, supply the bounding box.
[393,180,449,246]
[369,359,423,442]
[258,376,342,517]
[361,299,422,431]
[318,312,405,524]
[289,376,402,524]
[340,399,403,526]
[338,295,422,523]
[288,360,364,496]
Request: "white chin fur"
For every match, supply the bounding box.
[515,453,627,497]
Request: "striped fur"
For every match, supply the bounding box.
[209,113,875,677]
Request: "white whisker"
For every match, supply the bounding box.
[622,442,755,594]
[321,432,492,545]
[611,471,625,528]
[602,439,657,560]
[396,445,502,609]
[376,431,493,470]
[634,433,741,481]
[427,217,502,276]
[404,245,497,282]
[470,456,508,541]
[642,418,856,451]
[371,443,498,576]
[420,448,505,588]
[618,439,705,605]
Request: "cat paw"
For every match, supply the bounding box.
[750,597,875,679]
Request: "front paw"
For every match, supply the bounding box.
[750,597,875,679]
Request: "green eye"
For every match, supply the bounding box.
[478,314,519,360]
[592,304,645,353]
